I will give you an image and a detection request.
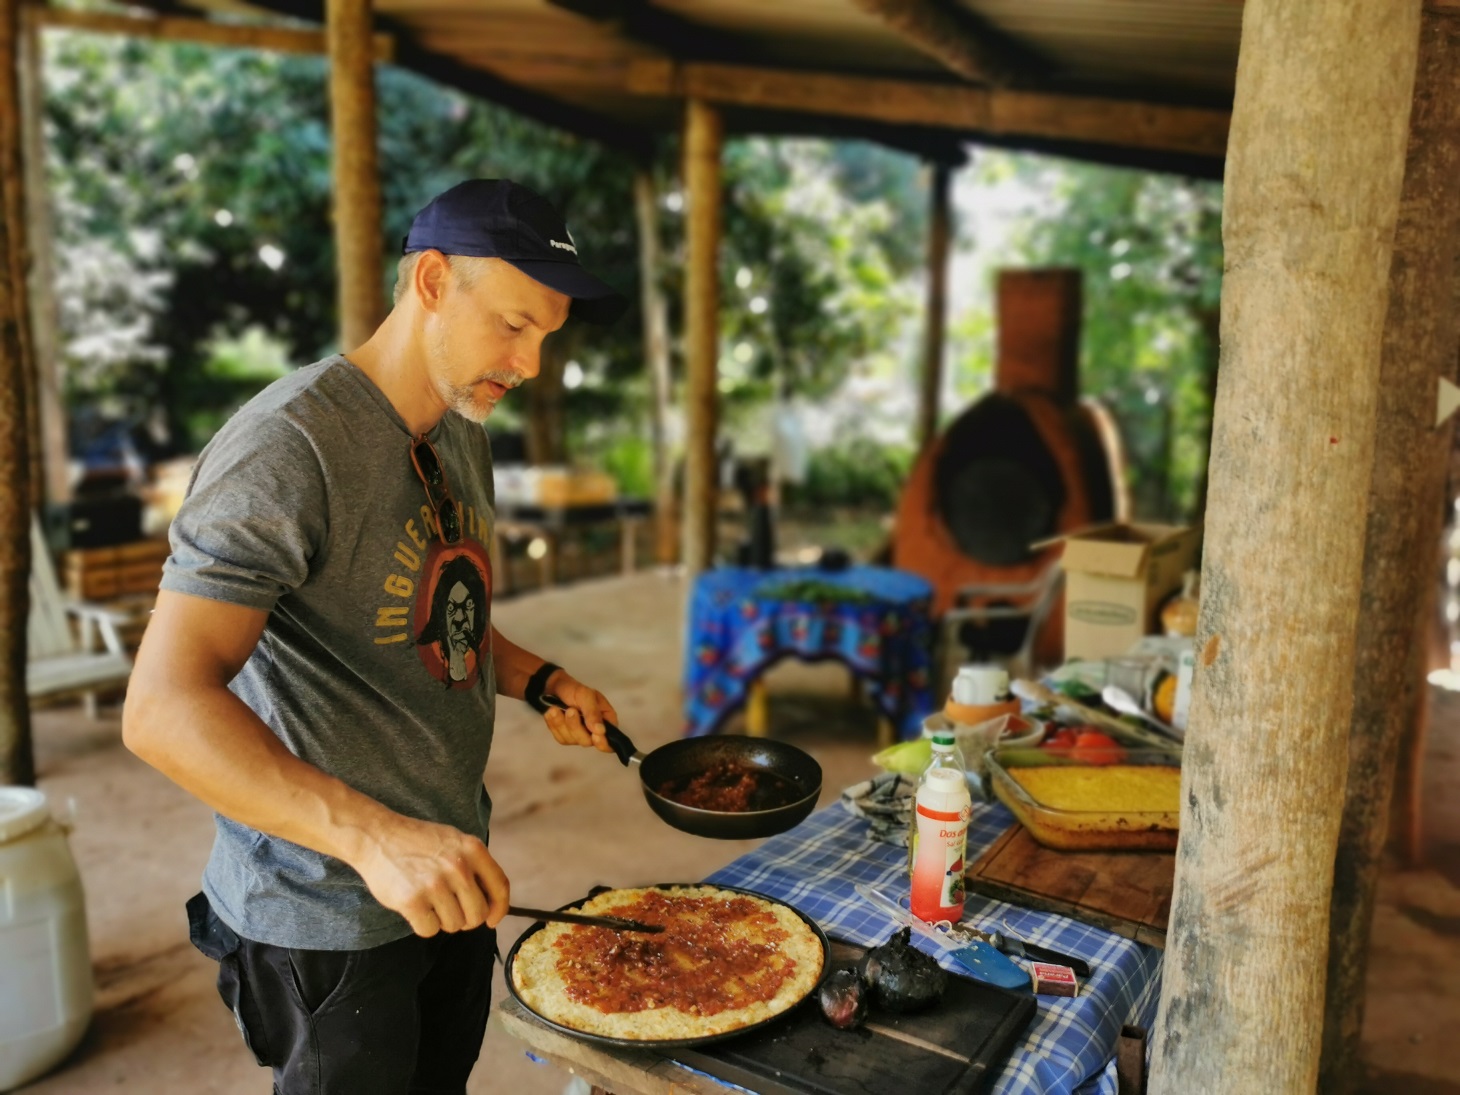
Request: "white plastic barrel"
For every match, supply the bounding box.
[0,787,93,1091]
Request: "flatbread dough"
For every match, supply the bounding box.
[511,885,825,1041]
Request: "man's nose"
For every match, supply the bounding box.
[513,345,542,381]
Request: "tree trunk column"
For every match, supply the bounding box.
[525,332,571,466]
[1150,2,1426,1091]
[19,9,65,509]
[634,167,678,567]
[1320,11,1460,1091]
[917,162,952,451]
[681,100,723,578]
[326,0,382,352]
[0,0,35,787]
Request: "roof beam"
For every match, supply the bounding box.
[544,0,748,63]
[157,0,655,157]
[28,6,394,62]
[629,59,1229,161]
[730,108,969,166]
[846,0,1036,87]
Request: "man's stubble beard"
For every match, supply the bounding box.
[428,327,518,424]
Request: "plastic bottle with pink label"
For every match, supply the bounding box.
[908,733,972,922]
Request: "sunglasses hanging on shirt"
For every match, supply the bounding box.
[409,434,462,545]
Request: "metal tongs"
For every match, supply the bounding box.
[855,883,1028,991]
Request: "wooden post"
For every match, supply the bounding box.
[1319,10,1460,1091]
[525,332,570,465]
[0,0,35,787]
[326,0,383,351]
[0,2,34,518]
[20,8,65,509]
[635,166,678,566]
[1149,2,1427,1091]
[681,100,723,578]
[917,162,951,452]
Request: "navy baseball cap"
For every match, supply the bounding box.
[402,179,627,324]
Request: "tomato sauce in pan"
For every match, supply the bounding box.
[656,761,798,812]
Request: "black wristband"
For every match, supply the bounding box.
[524,662,563,714]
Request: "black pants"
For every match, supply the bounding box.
[188,893,495,1095]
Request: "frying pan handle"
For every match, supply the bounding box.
[542,693,640,767]
[603,724,638,768]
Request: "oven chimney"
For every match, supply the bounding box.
[995,268,1082,406]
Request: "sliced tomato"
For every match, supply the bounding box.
[1043,727,1080,754]
[1071,730,1125,765]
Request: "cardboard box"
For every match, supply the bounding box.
[1045,522,1202,662]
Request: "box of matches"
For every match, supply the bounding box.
[1030,963,1079,997]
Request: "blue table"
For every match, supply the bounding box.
[703,800,1162,1094]
[683,566,937,742]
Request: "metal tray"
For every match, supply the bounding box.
[503,882,832,1049]
[988,747,1181,851]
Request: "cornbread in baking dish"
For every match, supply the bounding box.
[1010,764,1182,814]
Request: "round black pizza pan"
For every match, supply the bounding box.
[503,882,832,1050]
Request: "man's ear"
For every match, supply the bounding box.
[413,251,451,312]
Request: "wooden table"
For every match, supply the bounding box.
[492,499,651,593]
[491,802,1165,1095]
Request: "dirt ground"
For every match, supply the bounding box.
[12,569,1460,1094]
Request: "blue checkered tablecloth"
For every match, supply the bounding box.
[701,800,1163,1095]
[683,566,937,742]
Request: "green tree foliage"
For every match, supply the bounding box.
[42,31,925,476]
[986,155,1223,520]
[44,27,1215,524]
[42,30,644,453]
[712,139,921,412]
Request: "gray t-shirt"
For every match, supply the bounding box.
[161,355,498,950]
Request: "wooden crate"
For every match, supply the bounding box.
[64,539,170,601]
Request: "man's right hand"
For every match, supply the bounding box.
[352,817,510,937]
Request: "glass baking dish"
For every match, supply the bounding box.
[987,747,1182,852]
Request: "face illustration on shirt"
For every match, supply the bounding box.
[445,579,476,681]
[414,542,492,690]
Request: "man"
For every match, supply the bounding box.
[122,179,627,1094]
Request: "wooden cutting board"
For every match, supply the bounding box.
[965,825,1174,948]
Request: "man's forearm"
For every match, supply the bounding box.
[124,681,395,868]
[489,625,563,699]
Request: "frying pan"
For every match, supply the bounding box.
[543,696,822,839]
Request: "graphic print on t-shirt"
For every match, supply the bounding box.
[372,501,493,689]
[413,536,493,689]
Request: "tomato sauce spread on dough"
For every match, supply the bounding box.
[553,891,796,1016]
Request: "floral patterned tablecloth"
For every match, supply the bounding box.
[682,565,937,741]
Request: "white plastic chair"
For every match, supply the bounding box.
[936,564,1064,699]
[26,518,135,716]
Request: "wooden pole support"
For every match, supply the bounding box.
[680,99,723,579]
[634,167,678,567]
[0,0,35,787]
[19,8,64,508]
[1149,1,1427,1090]
[326,0,384,353]
[1319,10,1460,1091]
[917,162,952,452]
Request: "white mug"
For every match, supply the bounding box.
[953,665,1010,706]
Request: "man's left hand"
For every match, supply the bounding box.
[542,670,619,754]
